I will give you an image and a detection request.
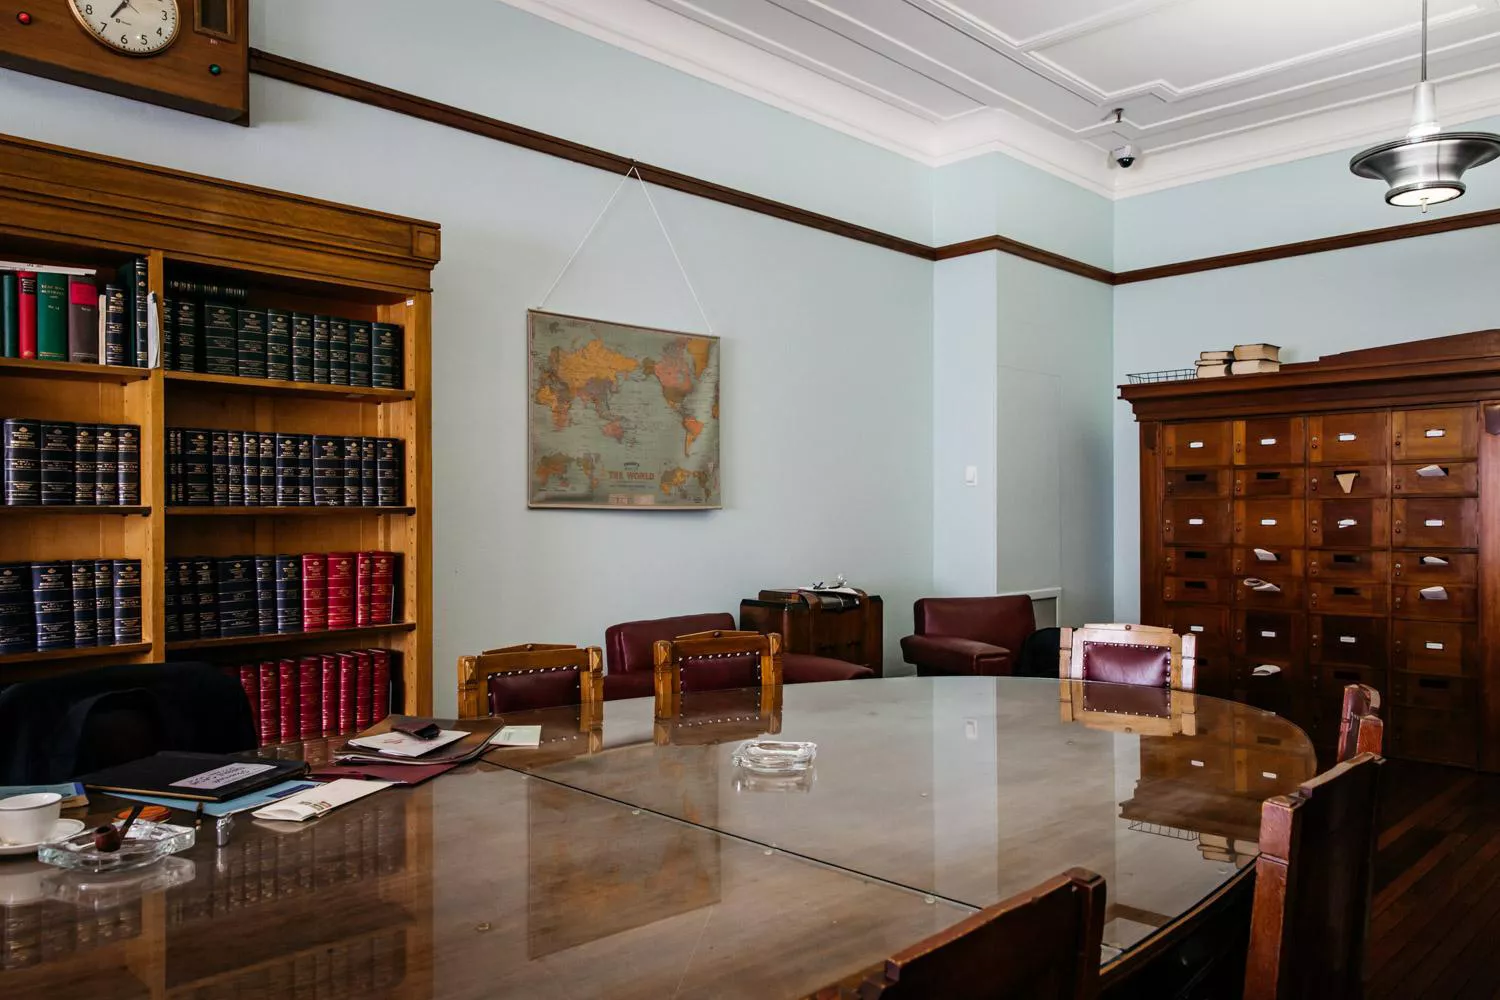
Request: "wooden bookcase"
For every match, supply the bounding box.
[0,133,439,714]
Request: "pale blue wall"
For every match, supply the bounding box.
[935,154,1115,269]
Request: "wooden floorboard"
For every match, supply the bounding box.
[1369,759,1500,999]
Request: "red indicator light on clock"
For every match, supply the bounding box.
[16,11,33,25]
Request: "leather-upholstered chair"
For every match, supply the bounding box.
[1337,682,1384,761]
[1058,623,1197,691]
[603,612,873,701]
[455,643,603,718]
[899,596,1036,676]
[653,629,782,720]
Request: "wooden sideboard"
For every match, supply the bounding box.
[739,588,883,676]
[1121,332,1500,770]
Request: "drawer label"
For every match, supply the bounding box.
[1259,437,1277,446]
[1189,441,1205,449]
[1260,630,1277,638]
[1425,428,1446,438]
[1190,760,1204,767]
[1337,433,1357,442]
[1339,636,1357,644]
[1425,641,1445,650]
[1189,625,1205,632]
[1188,517,1204,525]
[1260,518,1277,525]
[1337,518,1358,528]
[1424,519,1445,527]
[1262,771,1278,780]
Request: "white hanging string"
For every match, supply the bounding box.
[537,165,715,334]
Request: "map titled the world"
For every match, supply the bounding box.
[528,311,721,508]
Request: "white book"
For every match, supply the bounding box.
[1230,358,1281,375]
[1198,350,1233,361]
[1232,343,1281,362]
[0,260,96,276]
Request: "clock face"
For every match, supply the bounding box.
[69,0,181,56]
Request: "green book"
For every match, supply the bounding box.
[1,272,15,358]
[36,272,68,361]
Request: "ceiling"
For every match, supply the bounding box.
[500,0,1500,196]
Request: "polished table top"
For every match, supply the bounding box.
[0,676,1316,999]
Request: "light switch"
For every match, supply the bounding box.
[964,718,978,740]
[964,465,978,487]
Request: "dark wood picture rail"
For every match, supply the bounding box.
[249,48,1500,288]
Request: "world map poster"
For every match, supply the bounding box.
[528,311,722,509]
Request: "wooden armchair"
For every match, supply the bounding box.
[1337,682,1384,761]
[456,643,603,719]
[1058,624,1197,691]
[1244,753,1383,1000]
[857,868,1105,999]
[653,629,782,720]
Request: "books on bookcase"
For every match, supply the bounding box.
[226,648,398,746]
[0,260,154,366]
[0,559,141,654]
[1,418,141,506]
[166,428,403,507]
[164,551,400,642]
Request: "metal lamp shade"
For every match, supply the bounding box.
[1350,131,1500,206]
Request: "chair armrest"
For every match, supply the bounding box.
[900,635,1013,677]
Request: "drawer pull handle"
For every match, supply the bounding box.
[1424,519,1445,527]
[1189,441,1205,449]
[1421,555,1449,566]
[1337,518,1358,528]
[1188,517,1205,525]
[1332,553,1359,564]
[1259,437,1277,446]
[1255,471,1280,480]
[1190,759,1205,767]
[1260,630,1278,638]
[1185,472,1208,482]
[1189,625,1205,632]
[1338,432,1357,442]
[1262,771,1278,780]
[1425,428,1446,438]
[1425,641,1446,650]
[1339,635,1358,644]
[1260,518,1278,525]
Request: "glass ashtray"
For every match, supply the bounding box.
[733,769,816,793]
[38,820,196,873]
[731,739,817,775]
[44,856,196,904]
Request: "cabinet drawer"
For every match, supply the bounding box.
[1310,615,1389,667]
[1307,549,1388,582]
[1233,574,1304,610]
[1391,461,1478,497]
[1232,546,1304,576]
[1234,656,1303,719]
[1393,620,1476,676]
[1234,466,1306,499]
[1192,646,1238,700]
[1308,581,1389,616]
[1391,550,1477,585]
[1235,499,1305,547]
[1164,422,1233,468]
[1235,611,1303,660]
[1234,417,1305,466]
[1164,467,1232,498]
[1391,672,1474,713]
[1314,664,1386,715]
[1390,705,1478,767]
[1164,576,1225,604]
[1393,498,1478,549]
[1165,546,1232,577]
[1393,583,1478,621]
[1393,406,1478,461]
[1307,464,1387,499]
[1164,500,1232,544]
[1139,741,1234,785]
[1309,411,1389,464]
[1161,605,1230,647]
[1307,499,1389,549]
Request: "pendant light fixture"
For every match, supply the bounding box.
[1350,0,1500,210]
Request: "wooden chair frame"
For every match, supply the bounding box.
[1058,679,1198,737]
[1058,623,1197,691]
[456,642,603,719]
[1337,682,1384,762]
[653,629,782,720]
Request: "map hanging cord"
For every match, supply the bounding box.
[536,164,715,335]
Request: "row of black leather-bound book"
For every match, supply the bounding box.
[166,428,404,507]
[162,278,404,389]
[0,895,141,972]
[0,559,142,654]
[1,418,141,506]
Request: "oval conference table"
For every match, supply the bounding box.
[0,677,1315,1000]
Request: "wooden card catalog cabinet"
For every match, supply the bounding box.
[1122,333,1500,770]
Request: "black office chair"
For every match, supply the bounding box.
[0,661,256,783]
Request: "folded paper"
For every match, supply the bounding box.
[1335,471,1358,494]
[1419,586,1449,600]
[1415,464,1447,478]
[1252,664,1281,676]
[1253,548,1277,562]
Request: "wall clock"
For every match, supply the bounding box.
[68,0,182,57]
[0,0,249,123]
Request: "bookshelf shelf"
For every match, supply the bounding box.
[0,357,153,383]
[0,505,151,516]
[167,622,417,652]
[164,370,415,401]
[0,642,152,667]
[166,506,415,517]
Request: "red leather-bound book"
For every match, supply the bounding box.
[368,551,396,625]
[355,552,373,627]
[320,653,340,737]
[369,648,391,722]
[17,271,37,359]
[256,660,279,747]
[301,554,327,632]
[354,651,374,729]
[296,656,321,740]
[277,659,300,743]
[238,664,260,741]
[326,552,355,629]
[337,652,358,734]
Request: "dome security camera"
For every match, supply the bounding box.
[1112,143,1137,168]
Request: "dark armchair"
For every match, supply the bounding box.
[900,596,1036,677]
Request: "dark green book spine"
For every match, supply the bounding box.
[202,303,238,376]
[328,317,349,385]
[359,438,377,506]
[370,322,402,389]
[120,259,148,366]
[236,308,267,379]
[35,273,68,361]
[173,299,199,373]
[347,320,372,387]
[103,285,129,367]
[312,315,331,383]
[1,272,16,358]
[161,296,175,371]
[266,308,291,382]
[291,313,313,382]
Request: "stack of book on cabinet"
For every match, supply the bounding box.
[0,260,154,366]
[1196,343,1281,378]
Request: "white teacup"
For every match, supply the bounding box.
[0,793,62,846]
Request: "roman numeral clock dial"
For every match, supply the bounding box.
[69,0,181,56]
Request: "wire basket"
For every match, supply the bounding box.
[1127,368,1198,384]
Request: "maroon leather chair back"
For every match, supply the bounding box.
[1079,642,1172,687]
[914,596,1035,653]
[677,650,764,693]
[487,667,586,715]
[606,613,735,675]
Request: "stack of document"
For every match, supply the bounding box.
[335,717,500,766]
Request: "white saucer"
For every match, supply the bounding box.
[0,819,86,856]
